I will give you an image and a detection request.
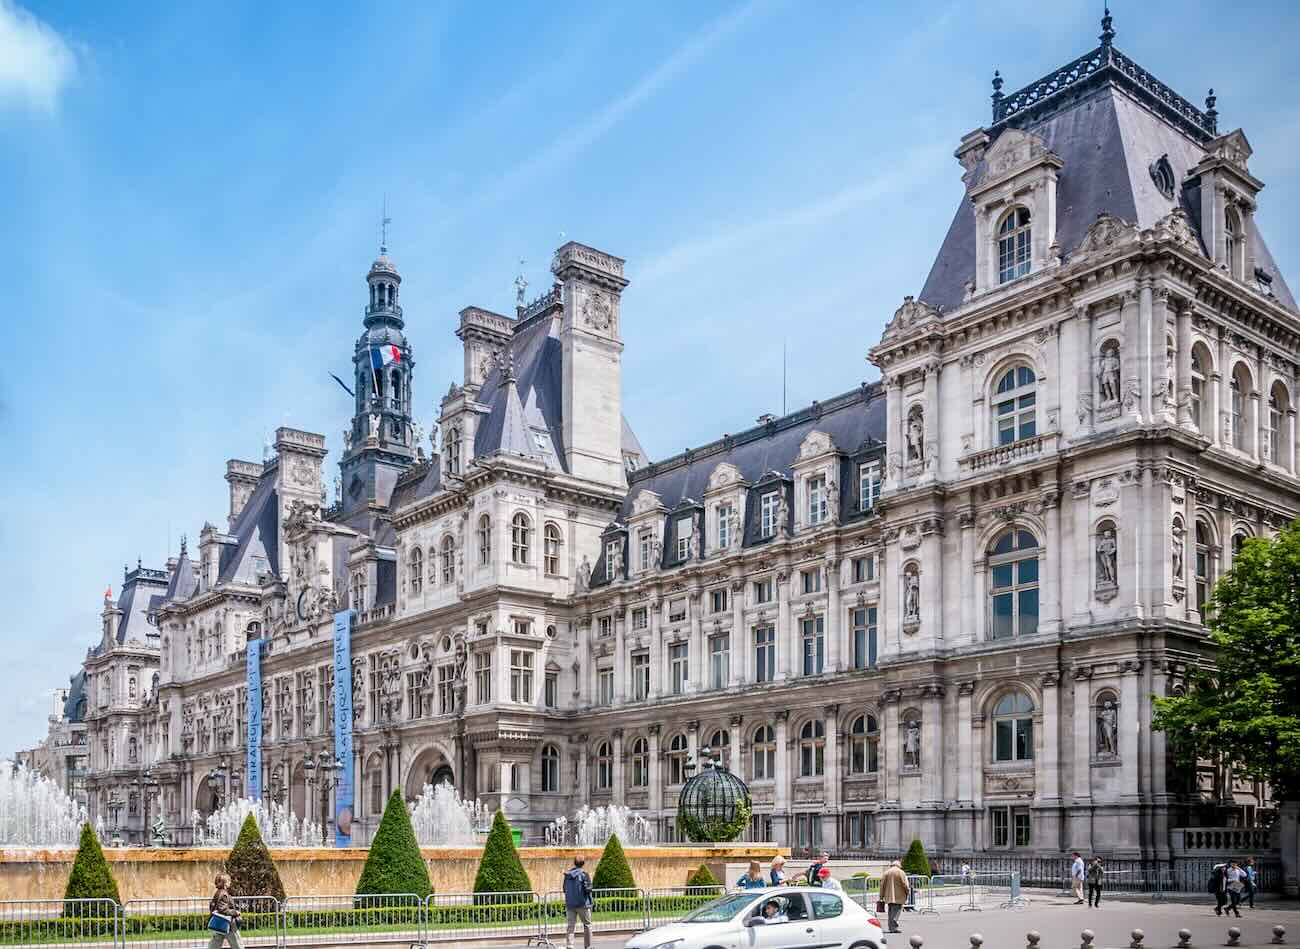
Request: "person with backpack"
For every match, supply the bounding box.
[1224,861,1245,917]
[1210,862,1230,917]
[1244,857,1257,909]
[563,857,594,949]
[1086,857,1104,908]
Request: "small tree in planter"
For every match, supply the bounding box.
[226,813,286,901]
[63,823,120,918]
[356,788,432,898]
[472,811,532,901]
[685,864,720,889]
[901,838,932,877]
[592,834,636,891]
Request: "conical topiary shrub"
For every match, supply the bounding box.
[63,823,120,917]
[472,811,532,897]
[226,813,286,901]
[685,863,719,889]
[592,833,635,891]
[900,838,931,877]
[356,788,432,897]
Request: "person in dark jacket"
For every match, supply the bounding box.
[1085,857,1104,907]
[563,857,594,949]
[207,872,243,949]
[737,861,767,889]
[1211,863,1230,916]
[805,850,831,887]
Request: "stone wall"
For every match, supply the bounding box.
[0,844,786,901]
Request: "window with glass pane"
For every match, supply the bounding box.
[993,366,1037,445]
[669,598,687,623]
[597,615,612,638]
[511,513,530,564]
[997,207,1031,283]
[717,504,733,548]
[754,578,773,603]
[667,734,688,784]
[807,475,827,525]
[801,617,825,676]
[852,606,878,669]
[632,653,649,701]
[544,523,561,573]
[669,643,688,695]
[992,692,1035,762]
[1231,375,1246,448]
[711,588,728,613]
[709,635,729,689]
[1194,522,1211,615]
[595,742,612,790]
[760,491,779,538]
[544,671,557,709]
[605,540,619,579]
[859,463,881,512]
[1191,350,1206,431]
[752,725,776,779]
[799,720,825,776]
[597,668,614,706]
[852,556,874,583]
[988,528,1040,639]
[802,569,822,594]
[992,806,1009,846]
[632,607,647,630]
[510,650,533,703]
[438,664,454,714]
[1014,810,1031,846]
[849,714,879,774]
[1269,393,1282,460]
[706,728,731,768]
[541,745,560,792]
[474,652,491,704]
[638,532,652,572]
[477,514,491,566]
[631,738,649,787]
[754,626,775,683]
[676,516,693,560]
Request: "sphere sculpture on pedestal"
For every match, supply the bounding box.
[676,746,752,843]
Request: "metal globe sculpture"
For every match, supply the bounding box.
[676,746,752,842]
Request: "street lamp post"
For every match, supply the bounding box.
[136,770,159,847]
[105,791,125,845]
[303,749,346,847]
[266,763,287,806]
[205,757,229,813]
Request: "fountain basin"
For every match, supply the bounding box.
[0,844,787,901]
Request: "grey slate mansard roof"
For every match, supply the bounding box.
[113,569,168,644]
[63,670,86,723]
[216,474,279,586]
[919,53,1296,314]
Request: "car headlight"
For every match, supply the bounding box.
[650,941,683,949]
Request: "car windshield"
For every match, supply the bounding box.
[680,892,757,923]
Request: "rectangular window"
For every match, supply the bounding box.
[717,504,734,549]
[760,492,779,538]
[605,540,620,580]
[802,568,822,594]
[597,668,614,706]
[859,462,881,511]
[708,635,729,690]
[405,672,424,721]
[631,652,650,701]
[754,626,776,683]
[801,616,825,676]
[473,652,491,704]
[994,716,1034,762]
[807,475,827,526]
[796,814,823,849]
[510,649,533,704]
[710,588,728,613]
[991,805,1032,848]
[676,516,693,561]
[638,532,652,572]
[544,671,558,709]
[992,807,1009,847]
[669,643,688,695]
[368,654,381,724]
[1015,809,1031,847]
[852,606,878,670]
[754,578,773,604]
[316,665,333,736]
[513,619,531,638]
[668,598,687,624]
[438,664,455,715]
[852,555,874,583]
[597,615,612,638]
[631,607,648,630]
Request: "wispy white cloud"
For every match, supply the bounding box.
[0,0,76,114]
[636,143,950,285]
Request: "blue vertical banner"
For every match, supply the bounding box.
[246,639,263,800]
[332,610,354,846]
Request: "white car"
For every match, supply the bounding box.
[624,886,887,949]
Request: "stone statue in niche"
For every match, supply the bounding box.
[904,570,921,623]
[613,547,625,579]
[650,536,664,566]
[1165,343,1176,406]
[775,485,790,539]
[906,407,925,462]
[368,413,380,439]
[826,478,839,522]
[1098,344,1121,405]
[903,719,921,768]
[1171,523,1185,581]
[688,514,701,559]
[577,556,592,591]
[1096,527,1118,589]
[1096,699,1118,756]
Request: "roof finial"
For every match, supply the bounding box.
[514,259,528,308]
[179,533,188,556]
[990,69,1004,121]
[1099,6,1115,48]
[380,195,392,256]
[1205,88,1218,133]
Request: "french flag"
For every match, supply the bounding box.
[369,345,401,370]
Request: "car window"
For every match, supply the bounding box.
[682,892,757,922]
[809,892,843,920]
[784,893,811,922]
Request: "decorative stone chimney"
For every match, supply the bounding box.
[224,459,263,530]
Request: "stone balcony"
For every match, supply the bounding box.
[959,432,1058,473]
[1171,826,1277,854]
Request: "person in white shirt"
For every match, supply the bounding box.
[1070,852,1086,904]
[817,867,843,891]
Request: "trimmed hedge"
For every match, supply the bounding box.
[227,813,286,901]
[356,788,432,898]
[592,834,636,891]
[472,811,531,896]
[685,863,720,888]
[63,823,119,916]
[901,838,932,877]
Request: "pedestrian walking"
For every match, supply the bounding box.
[1070,852,1086,904]
[769,855,787,887]
[1086,857,1104,908]
[563,856,594,949]
[960,862,972,884]
[737,861,767,890]
[879,860,910,934]
[206,872,243,949]
[1244,857,1257,909]
[1210,862,1229,917]
[1224,861,1245,918]
[805,850,831,886]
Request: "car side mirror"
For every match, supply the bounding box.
[744,916,763,927]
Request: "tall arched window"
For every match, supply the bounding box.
[544,523,562,574]
[540,745,559,792]
[446,427,462,477]
[992,692,1035,762]
[998,207,1032,283]
[799,720,825,777]
[988,529,1040,639]
[993,365,1037,445]
[705,728,731,769]
[848,714,880,774]
[511,513,531,565]
[1225,207,1243,279]
[1190,345,1209,432]
[1230,366,1250,450]
[408,547,423,595]
[666,734,688,785]
[1194,521,1213,615]
[594,741,612,790]
[477,515,492,566]
[1268,383,1289,463]
[441,535,455,585]
[390,369,402,407]
[630,737,649,787]
[752,725,775,780]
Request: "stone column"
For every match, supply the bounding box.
[649,599,662,699]
[1076,303,1095,437]
[922,686,944,805]
[688,592,704,692]
[1185,485,1200,623]
[1122,469,1144,620]
[825,558,842,672]
[577,739,589,806]
[687,720,699,770]
[884,376,902,493]
[774,712,790,825]
[1176,301,1195,428]
[1121,289,1142,422]
[1218,329,1232,449]
[1289,409,1298,476]
[823,704,839,811]
[729,715,743,774]
[1150,665,1173,861]
[776,571,793,679]
[1071,480,1092,625]
[1139,278,1155,420]
[921,526,943,645]
[959,510,976,645]
[612,729,625,805]
[957,682,975,803]
[1071,667,1092,808]
[924,359,941,481]
[1120,661,1141,800]
[1041,488,1062,634]
[730,581,745,686]
[1249,391,1262,462]
[648,726,662,815]
[882,690,901,804]
[1038,672,1061,803]
[614,607,627,703]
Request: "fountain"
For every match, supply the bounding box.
[409,781,488,845]
[545,805,654,847]
[191,797,322,847]
[0,765,87,847]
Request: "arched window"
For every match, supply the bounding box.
[511,513,531,565]
[799,720,825,777]
[705,728,731,769]
[630,738,649,787]
[752,725,775,780]
[541,745,560,793]
[1230,366,1250,450]
[1268,383,1290,464]
[477,515,492,566]
[446,427,462,477]
[351,572,367,611]
[1194,521,1213,615]
[1225,207,1243,279]
[998,207,1032,283]
[848,714,880,774]
[441,535,455,585]
[391,369,402,407]
[992,692,1035,762]
[667,734,689,785]
[1232,531,1249,559]
[993,365,1037,445]
[544,523,562,574]
[594,741,612,790]
[988,529,1040,639]
[408,547,423,595]
[1191,345,1210,432]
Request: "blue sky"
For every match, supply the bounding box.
[1,0,1297,754]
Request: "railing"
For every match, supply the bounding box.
[959,433,1053,472]
[1172,827,1276,853]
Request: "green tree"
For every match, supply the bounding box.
[592,834,636,890]
[356,789,432,897]
[472,811,532,895]
[63,823,120,916]
[685,864,720,888]
[900,838,931,876]
[1154,522,1300,799]
[226,813,286,901]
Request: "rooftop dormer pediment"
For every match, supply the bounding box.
[629,489,665,519]
[970,129,1062,198]
[704,462,745,494]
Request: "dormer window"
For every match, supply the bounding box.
[1225,207,1243,279]
[446,427,462,477]
[993,366,1037,445]
[675,516,693,561]
[807,476,827,526]
[716,504,734,549]
[997,207,1032,283]
[759,491,779,539]
[858,462,881,512]
[604,539,621,580]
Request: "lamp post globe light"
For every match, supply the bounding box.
[676,746,752,843]
[303,749,345,846]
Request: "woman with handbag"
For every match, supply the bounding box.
[207,873,243,949]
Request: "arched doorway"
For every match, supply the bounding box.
[404,746,454,796]
[289,762,307,823]
[430,764,454,788]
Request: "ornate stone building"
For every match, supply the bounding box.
[52,16,1295,857]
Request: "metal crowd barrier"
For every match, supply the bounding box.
[958,871,1028,911]
[122,896,281,948]
[0,898,119,947]
[281,892,424,946]
[424,889,539,945]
